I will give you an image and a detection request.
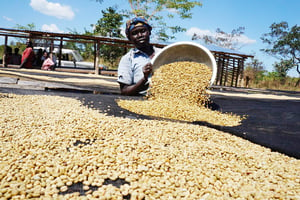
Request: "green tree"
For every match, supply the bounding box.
[192,27,245,50]
[244,58,265,86]
[95,0,202,41]
[265,71,281,81]
[77,29,95,61]
[14,23,37,44]
[14,23,36,31]
[93,6,125,68]
[273,59,294,84]
[63,28,95,61]
[94,6,124,37]
[261,22,300,84]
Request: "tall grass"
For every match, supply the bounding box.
[247,77,300,92]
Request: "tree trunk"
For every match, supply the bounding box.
[295,78,300,87]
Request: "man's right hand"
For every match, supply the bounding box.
[143,62,153,80]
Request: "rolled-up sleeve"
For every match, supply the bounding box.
[117,48,159,86]
[117,53,132,85]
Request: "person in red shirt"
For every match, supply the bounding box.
[20,40,35,69]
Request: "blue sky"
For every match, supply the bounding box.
[1,0,299,76]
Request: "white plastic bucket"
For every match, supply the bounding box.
[151,41,217,85]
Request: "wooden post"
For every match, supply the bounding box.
[3,36,8,67]
[216,54,223,85]
[94,42,97,72]
[224,57,229,86]
[50,39,54,53]
[58,37,63,67]
[94,40,100,75]
[231,58,236,87]
[237,58,245,87]
[219,56,225,86]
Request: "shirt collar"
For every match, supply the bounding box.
[132,46,160,55]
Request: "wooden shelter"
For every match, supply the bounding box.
[209,47,254,87]
[0,27,165,75]
[0,28,253,87]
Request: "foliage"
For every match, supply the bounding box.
[95,0,202,41]
[244,58,265,84]
[247,72,300,91]
[261,21,300,76]
[94,6,124,38]
[243,57,299,90]
[14,23,36,31]
[99,45,125,68]
[128,0,202,41]
[13,23,37,44]
[93,6,126,68]
[63,29,90,59]
[192,27,245,50]
[78,29,95,61]
[0,42,27,60]
[242,70,300,91]
[273,59,294,79]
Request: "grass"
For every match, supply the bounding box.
[246,79,300,92]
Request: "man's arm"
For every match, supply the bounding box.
[19,58,28,68]
[119,77,149,96]
[119,62,152,96]
[19,48,32,68]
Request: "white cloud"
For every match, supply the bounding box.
[186,27,214,37]
[42,24,64,33]
[186,27,256,45]
[233,34,256,45]
[3,16,13,22]
[30,0,75,20]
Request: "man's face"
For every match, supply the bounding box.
[129,26,150,48]
[26,40,32,48]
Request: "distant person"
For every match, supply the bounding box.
[20,40,35,69]
[41,51,55,71]
[245,76,250,88]
[34,48,43,67]
[3,46,12,67]
[11,48,22,65]
[117,17,161,96]
[41,50,48,63]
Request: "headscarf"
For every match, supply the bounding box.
[125,17,152,40]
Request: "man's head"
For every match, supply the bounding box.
[26,39,33,48]
[14,48,19,54]
[125,17,152,41]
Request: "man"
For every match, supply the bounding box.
[11,48,22,65]
[117,17,161,96]
[3,46,12,67]
[20,40,35,69]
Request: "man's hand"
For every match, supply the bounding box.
[143,63,153,80]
